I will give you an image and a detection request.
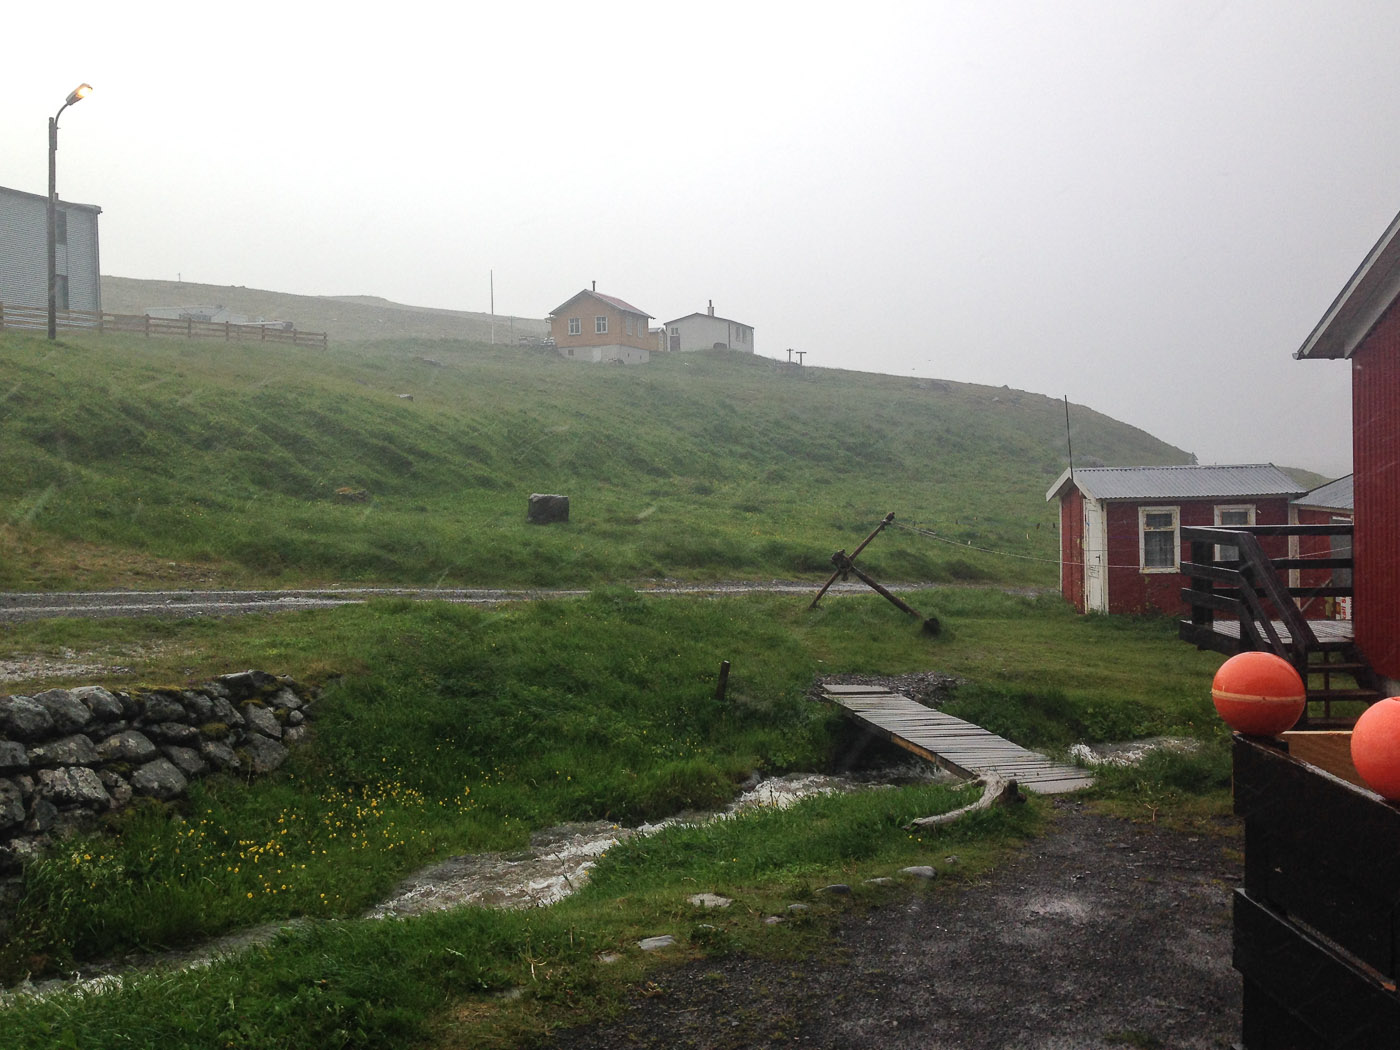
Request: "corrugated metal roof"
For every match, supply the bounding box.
[1046,464,1306,503]
[662,310,753,328]
[1296,206,1400,360]
[1294,474,1354,512]
[548,289,652,319]
[593,292,650,317]
[0,183,102,213]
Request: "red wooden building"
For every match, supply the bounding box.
[1295,208,1400,693]
[1288,475,1354,622]
[1047,464,1304,616]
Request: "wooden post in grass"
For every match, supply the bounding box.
[715,660,731,701]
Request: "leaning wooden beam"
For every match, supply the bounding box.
[809,512,895,609]
[905,775,1023,830]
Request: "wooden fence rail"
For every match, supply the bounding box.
[0,302,328,349]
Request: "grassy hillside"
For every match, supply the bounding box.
[0,328,1190,590]
[100,276,548,345]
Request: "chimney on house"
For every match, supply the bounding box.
[708,300,714,316]
[592,281,597,291]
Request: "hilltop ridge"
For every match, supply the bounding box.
[100,276,549,345]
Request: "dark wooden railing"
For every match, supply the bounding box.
[1180,523,1353,663]
[0,302,328,349]
[1181,523,1374,726]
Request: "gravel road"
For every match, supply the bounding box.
[0,582,904,623]
[543,799,1243,1050]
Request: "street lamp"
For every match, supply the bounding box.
[47,82,92,341]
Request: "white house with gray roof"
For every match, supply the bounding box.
[661,301,754,354]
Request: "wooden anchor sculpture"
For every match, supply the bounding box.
[809,513,940,635]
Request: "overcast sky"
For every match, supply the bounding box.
[6,1,1398,478]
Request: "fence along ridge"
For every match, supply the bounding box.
[0,301,328,349]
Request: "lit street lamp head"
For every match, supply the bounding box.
[47,81,94,340]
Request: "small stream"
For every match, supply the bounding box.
[2,765,953,1005]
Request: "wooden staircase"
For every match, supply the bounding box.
[1299,645,1382,728]
[1179,524,1377,728]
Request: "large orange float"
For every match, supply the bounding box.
[1210,651,1306,736]
[1350,697,1400,800]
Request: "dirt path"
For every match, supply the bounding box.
[0,582,1003,624]
[541,800,1242,1050]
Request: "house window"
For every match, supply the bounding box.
[595,315,608,334]
[1140,507,1179,571]
[625,316,634,336]
[568,317,581,336]
[670,326,678,335]
[1214,505,1255,563]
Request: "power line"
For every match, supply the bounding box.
[889,520,1345,572]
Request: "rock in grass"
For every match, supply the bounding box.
[29,734,99,768]
[72,686,124,722]
[131,757,188,800]
[0,779,24,829]
[31,690,93,734]
[0,741,29,773]
[900,865,938,880]
[638,935,675,951]
[241,703,282,739]
[37,766,111,809]
[0,697,54,741]
[527,493,570,524]
[689,893,733,909]
[95,730,159,765]
[241,735,288,774]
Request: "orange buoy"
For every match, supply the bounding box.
[1350,697,1400,799]
[1211,651,1305,736]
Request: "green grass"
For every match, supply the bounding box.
[0,589,1227,1025]
[0,325,1230,1047]
[0,330,1189,590]
[2,783,1038,1050]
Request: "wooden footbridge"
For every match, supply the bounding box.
[821,683,1095,794]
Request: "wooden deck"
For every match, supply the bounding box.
[1194,618,1354,647]
[821,684,1096,794]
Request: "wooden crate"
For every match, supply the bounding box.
[1233,735,1400,1047]
[1281,730,1367,789]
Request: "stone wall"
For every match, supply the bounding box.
[0,670,314,873]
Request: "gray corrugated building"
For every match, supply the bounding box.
[0,184,102,315]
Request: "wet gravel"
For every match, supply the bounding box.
[541,800,1243,1050]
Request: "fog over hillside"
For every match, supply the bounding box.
[101,277,549,346]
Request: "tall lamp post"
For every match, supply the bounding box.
[47,82,92,341]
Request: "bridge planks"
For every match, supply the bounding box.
[821,684,1095,794]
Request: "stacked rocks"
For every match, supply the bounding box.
[0,670,314,873]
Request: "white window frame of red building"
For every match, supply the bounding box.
[1213,504,1255,564]
[595,315,608,334]
[1139,506,1180,572]
[568,317,581,336]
